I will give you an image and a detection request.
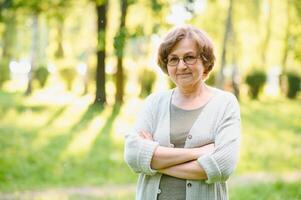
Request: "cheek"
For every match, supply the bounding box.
[167,67,174,76]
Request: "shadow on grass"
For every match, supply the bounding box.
[69,104,105,133]
[79,104,122,182]
[0,91,48,119]
[42,106,68,127]
[0,104,106,191]
[37,104,105,159]
[0,91,129,191]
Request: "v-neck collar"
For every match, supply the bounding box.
[164,87,219,147]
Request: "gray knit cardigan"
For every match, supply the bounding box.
[124,87,241,200]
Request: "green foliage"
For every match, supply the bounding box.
[34,65,49,88]
[286,72,301,99]
[96,0,106,6]
[168,78,176,89]
[114,27,127,57]
[138,68,156,98]
[205,72,216,86]
[128,25,144,38]
[0,59,10,89]
[151,0,163,13]
[245,70,267,99]
[59,68,76,91]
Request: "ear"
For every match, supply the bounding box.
[202,70,209,79]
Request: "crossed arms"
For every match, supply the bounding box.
[124,94,240,183]
[139,130,214,180]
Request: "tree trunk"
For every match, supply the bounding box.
[25,14,39,96]
[0,15,15,89]
[94,1,107,105]
[55,20,64,59]
[281,0,290,74]
[280,0,291,94]
[216,0,233,89]
[231,28,240,100]
[116,57,124,103]
[115,0,128,104]
[261,0,272,68]
[2,16,16,59]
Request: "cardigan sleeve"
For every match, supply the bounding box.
[197,94,241,184]
[124,94,159,176]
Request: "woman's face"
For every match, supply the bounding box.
[167,38,205,88]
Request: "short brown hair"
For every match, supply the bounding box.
[157,25,215,78]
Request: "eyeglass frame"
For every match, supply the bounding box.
[165,54,202,66]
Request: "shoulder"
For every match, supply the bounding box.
[211,87,239,105]
[208,88,241,122]
[209,87,240,116]
[144,89,173,106]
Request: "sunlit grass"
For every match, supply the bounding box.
[229,181,301,200]
[238,97,301,173]
[0,90,137,192]
[0,89,300,194]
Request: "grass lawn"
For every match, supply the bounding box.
[229,181,301,200]
[238,97,301,173]
[0,89,300,198]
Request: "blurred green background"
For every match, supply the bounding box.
[0,0,300,199]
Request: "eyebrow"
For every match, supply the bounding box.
[169,51,196,57]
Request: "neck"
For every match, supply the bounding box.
[176,82,208,99]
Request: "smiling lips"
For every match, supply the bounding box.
[177,73,192,76]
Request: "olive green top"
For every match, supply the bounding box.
[158,103,204,200]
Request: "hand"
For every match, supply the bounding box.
[138,130,153,141]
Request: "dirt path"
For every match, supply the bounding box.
[1,172,300,200]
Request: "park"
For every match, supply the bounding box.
[0,0,300,199]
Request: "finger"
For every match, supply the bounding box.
[138,131,145,138]
[141,130,151,137]
[141,130,152,139]
[140,130,147,138]
[140,130,153,141]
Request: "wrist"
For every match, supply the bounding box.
[189,148,200,160]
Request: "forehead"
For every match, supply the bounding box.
[169,38,199,56]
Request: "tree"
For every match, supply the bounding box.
[281,0,291,74]
[1,0,73,95]
[216,0,234,89]
[114,0,130,104]
[260,0,272,68]
[25,12,39,95]
[0,0,17,89]
[94,0,107,106]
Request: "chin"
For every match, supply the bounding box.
[177,81,193,87]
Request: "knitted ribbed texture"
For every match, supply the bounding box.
[138,139,159,175]
[124,88,241,200]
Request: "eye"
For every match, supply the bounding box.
[168,57,179,63]
[185,55,196,61]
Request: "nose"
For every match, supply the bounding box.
[177,59,188,69]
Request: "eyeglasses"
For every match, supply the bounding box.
[166,55,200,66]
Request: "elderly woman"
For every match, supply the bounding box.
[124,25,241,200]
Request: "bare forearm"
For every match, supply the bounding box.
[158,160,208,180]
[150,146,197,170]
[140,130,214,170]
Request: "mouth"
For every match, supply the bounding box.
[177,73,192,76]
